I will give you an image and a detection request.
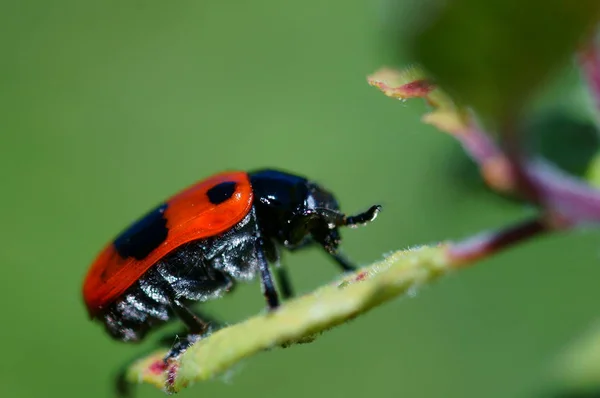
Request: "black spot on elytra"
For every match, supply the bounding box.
[206,181,237,205]
[114,203,169,260]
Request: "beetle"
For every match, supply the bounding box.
[83,169,381,359]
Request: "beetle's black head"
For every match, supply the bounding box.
[249,169,381,254]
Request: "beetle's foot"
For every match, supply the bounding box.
[163,334,202,363]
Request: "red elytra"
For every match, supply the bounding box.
[83,171,253,317]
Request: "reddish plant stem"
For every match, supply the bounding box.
[500,117,543,204]
[447,217,548,265]
[460,119,505,164]
[453,114,600,225]
[526,160,600,225]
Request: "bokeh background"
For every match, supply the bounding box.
[2,1,600,398]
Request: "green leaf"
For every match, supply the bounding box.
[408,0,600,123]
[124,245,451,393]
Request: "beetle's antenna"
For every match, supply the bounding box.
[344,205,382,227]
[309,205,382,228]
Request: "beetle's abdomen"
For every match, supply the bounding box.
[99,210,261,342]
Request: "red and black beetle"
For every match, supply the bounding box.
[83,169,381,359]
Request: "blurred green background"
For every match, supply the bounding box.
[2,1,600,398]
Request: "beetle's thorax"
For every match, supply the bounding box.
[248,169,341,249]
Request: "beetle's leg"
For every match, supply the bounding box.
[158,277,215,360]
[114,304,218,396]
[275,266,293,299]
[325,250,357,272]
[169,299,210,334]
[263,239,294,300]
[164,306,221,343]
[158,308,222,346]
[319,232,357,272]
[309,215,358,273]
[156,274,215,336]
[308,205,381,273]
[161,299,213,361]
[164,334,203,361]
[256,238,281,309]
[113,314,208,398]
